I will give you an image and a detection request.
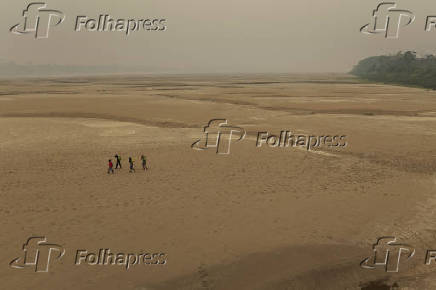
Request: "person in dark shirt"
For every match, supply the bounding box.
[114,154,122,169]
[129,157,135,173]
[141,155,148,171]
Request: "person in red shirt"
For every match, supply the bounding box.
[108,159,114,174]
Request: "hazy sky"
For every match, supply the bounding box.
[1,0,436,73]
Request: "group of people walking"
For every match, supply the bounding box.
[108,154,148,174]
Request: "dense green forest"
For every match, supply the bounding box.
[351,51,436,89]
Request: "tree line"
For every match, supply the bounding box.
[351,51,436,89]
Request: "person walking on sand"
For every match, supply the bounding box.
[108,159,114,174]
[114,154,122,169]
[141,155,148,171]
[129,157,135,173]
